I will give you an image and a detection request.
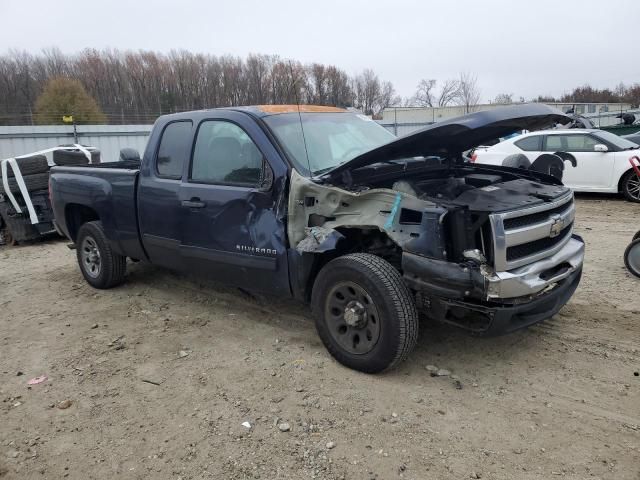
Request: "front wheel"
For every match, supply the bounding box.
[621,170,640,203]
[624,239,640,278]
[311,253,418,373]
[76,221,126,289]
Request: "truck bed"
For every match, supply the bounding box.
[49,163,145,260]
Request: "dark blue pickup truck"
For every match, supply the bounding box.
[50,104,585,373]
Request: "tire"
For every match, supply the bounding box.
[0,172,50,195]
[4,155,49,177]
[633,230,640,242]
[311,253,418,373]
[76,221,126,289]
[624,239,640,279]
[53,147,100,166]
[502,154,531,170]
[621,170,640,203]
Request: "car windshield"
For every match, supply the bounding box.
[592,130,639,151]
[263,112,395,175]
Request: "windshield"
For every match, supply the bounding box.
[263,112,395,175]
[592,130,639,151]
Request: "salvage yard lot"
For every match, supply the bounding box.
[1,196,639,480]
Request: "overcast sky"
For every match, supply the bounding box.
[1,0,639,102]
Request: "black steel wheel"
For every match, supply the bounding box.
[312,253,418,373]
[621,170,640,203]
[76,221,126,289]
[624,239,640,279]
[324,281,382,356]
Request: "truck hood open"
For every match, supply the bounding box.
[320,103,570,183]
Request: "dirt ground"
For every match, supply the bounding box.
[1,195,639,480]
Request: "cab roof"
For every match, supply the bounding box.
[229,105,347,117]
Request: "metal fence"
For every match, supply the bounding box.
[378,122,431,137]
[0,124,152,163]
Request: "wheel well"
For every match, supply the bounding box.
[65,204,99,241]
[303,228,401,301]
[618,168,635,192]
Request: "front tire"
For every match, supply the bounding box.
[311,253,418,373]
[621,170,640,203]
[624,239,640,278]
[76,221,126,289]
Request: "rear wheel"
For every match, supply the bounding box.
[621,170,640,203]
[76,221,126,288]
[624,239,640,278]
[311,253,418,373]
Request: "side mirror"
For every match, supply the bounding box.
[120,148,141,162]
[594,144,608,152]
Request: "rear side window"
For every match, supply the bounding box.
[156,121,192,178]
[191,120,264,186]
[544,135,565,151]
[514,135,542,151]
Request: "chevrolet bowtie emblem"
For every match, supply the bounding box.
[549,214,565,238]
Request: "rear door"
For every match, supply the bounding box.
[543,133,615,189]
[138,119,193,269]
[178,111,290,295]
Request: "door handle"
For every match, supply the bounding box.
[181,198,206,208]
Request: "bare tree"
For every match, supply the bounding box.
[493,93,513,104]
[456,72,481,113]
[412,79,436,107]
[437,79,460,107]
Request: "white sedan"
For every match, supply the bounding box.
[472,129,640,202]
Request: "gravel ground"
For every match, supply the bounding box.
[1,195,639,480]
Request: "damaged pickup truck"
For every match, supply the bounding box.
[50,103,585,373]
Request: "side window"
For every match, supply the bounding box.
[156,121,192,178]
[191,120,264,186]
[544,135,565,151]
[514,135,541,151]
[565,134,600,152]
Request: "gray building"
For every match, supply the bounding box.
[380,102,636,136]
[0,124,152,163]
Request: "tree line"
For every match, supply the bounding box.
[0,48,638,125]
[0,48,399,125]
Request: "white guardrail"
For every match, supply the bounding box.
[1,144,96,225]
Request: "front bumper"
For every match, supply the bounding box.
[402,234,585,335]
[426,265,582,335]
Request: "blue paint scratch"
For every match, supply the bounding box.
[384,193,402,230]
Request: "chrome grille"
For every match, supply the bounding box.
[490,193,575,271]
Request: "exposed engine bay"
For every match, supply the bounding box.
[290,160,570,259]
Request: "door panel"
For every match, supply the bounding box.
[542,134,614,189]
[179,115,290,296]
[138,120,193,269]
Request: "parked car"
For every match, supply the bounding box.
[622,130,640,146]
[50,104,585,373]
[472,129,640,202]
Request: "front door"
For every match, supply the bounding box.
[178,114,290,296]
[544,133,615,189]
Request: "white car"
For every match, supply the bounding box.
[472,129,640,202]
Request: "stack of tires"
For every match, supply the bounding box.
[53,145,100,166]
[0,154,50,196]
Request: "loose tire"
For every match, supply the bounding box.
[4,155,49,177]
[621,170,640,203]
[311,253,418,373]
[624,239,640,278]
[76,221,126,289]
[53,147,100,166]
[0,172,50,195]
